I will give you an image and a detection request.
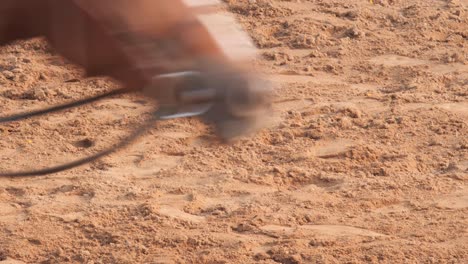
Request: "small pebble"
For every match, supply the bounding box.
[2,70,15,80]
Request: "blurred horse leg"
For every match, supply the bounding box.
[0,1,45,45]
[0,0,226,90]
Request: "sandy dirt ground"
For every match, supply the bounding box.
[0,0,467,263]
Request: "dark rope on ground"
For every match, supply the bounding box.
[0,112,158,177]
[0,87,131,123]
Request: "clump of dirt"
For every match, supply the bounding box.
[227,0,293,18]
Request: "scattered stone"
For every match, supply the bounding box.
[233,223,257,233]
[254,252,270,261]
[459,142,468,150]
[342,107,362,119]
[65,78,81,83]
[2,71,15,80]
[372,167,388,177]
[74,138,95,148]
[11,68,22,74]
[346,26,364,38]
[339,117,354,129]
[341,10,359,20]
[39,73,48,80]
[273,166,285,174]
[24,88,48,101]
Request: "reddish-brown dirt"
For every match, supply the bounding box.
[0,0,467,263]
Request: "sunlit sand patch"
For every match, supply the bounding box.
[47,212,85,223]
[437,103,468,117]
[287,185,336,202]
[461,0,468,6]
[158,205,206,223]
[267,72,347,86]
[0,203,22,222]
[313,139,355,159]
[370,55,468,75]
[104,154,182,176]
[267,72,382,95]
[300,224,387,237]
[328,99,386,115]
[434,189,468,210]
[374,203,411,214]
[430,63,468,75]
[370,55,427,67]
[268,74,316,84]
[459,160,468,171]
[260,224,387,238]
[274,99,314,111]
[28,195,85,214]
[156,131,193,140]
[261,225,295,235]
[397,102,468,117]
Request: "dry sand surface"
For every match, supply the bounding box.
[0,0,467,263]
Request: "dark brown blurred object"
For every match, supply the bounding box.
[0,0,270,176]
[0,0,225,90]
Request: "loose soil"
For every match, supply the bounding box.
[0,0,467,263]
